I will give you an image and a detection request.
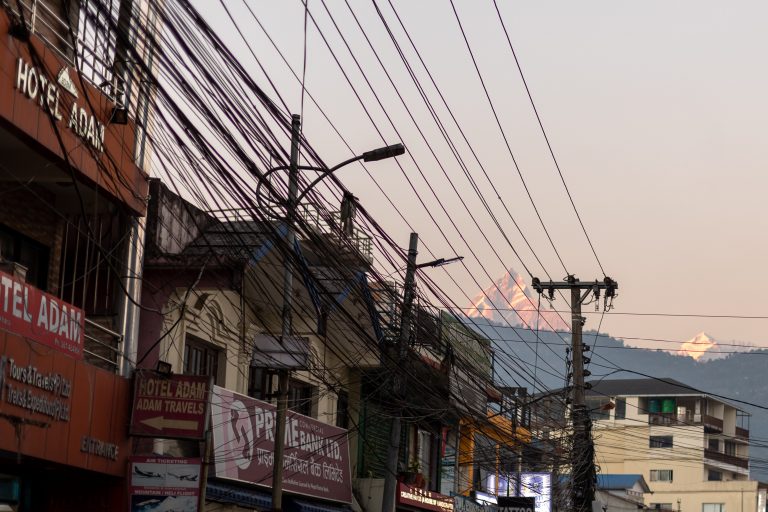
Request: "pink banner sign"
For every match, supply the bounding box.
[210,386,352,504]
[0,270,84,359]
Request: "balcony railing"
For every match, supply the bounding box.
[704,449,749,469]
[704,415,724,433]
[649,412,699,426]
[736,426,750,440]
[2,0,125,105]
[84,317,122,373]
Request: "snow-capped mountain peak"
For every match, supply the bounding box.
[467,269,570,331]
[677,332,717,360]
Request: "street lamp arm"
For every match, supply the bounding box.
[293,143,405,204]
[294,155,366,205]
[416,255,464,269]
[256,143,405,213]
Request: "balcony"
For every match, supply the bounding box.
[703,415,724,433]
[704,449,749,469]
[648,411,700,426]
[736,426,750,440]
[83,317,122,373]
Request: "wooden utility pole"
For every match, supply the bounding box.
[532,275,617,512]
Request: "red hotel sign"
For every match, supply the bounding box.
[130,373,211,440]
[210,386,352,503]
[0,332,130,476]
[0,270,84,359]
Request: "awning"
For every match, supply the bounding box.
[206,481,272,509]
[205,481,351,512]
[289,498,352,512]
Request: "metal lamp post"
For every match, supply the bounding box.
[266,114,405,512]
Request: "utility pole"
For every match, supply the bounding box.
[273,114,302,512]
[532,275,618,512]
[382,235,462,512]
[382,232,419,512]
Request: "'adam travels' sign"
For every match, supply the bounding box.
[210,386,352,504]
[0,270,84,359]
[130,373,211,440]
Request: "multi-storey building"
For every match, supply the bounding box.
[0,0,156,509]
[587,378,767,512]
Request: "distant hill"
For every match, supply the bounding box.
[467,318,768,481]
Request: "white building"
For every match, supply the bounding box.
[587,378,767,512]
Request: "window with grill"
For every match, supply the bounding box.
[650,469,673,482]
[586,396,611,420]
[702,504,725,512]
[336,390,349,429]
[707,470,723,481]
[0,224,50,291]
[614,398,626,419]
[650,436,673,448]
[288,379,316,417]
[183,336,221,385]
[248,367,276,401]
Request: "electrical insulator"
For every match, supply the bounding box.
[583,370,592,377]
[582,344,590,352]
[583,357,591,364]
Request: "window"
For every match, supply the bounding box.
[650,505,673,511]
[183,337,221,385]
[336,390,349,429]
[708,470,723,481]
[288,379,316,417]
[708,438,719,451]
[650,436,673,448]
[725,441,736,456]
[248,367,275,401]
[702,504,725,512]
[0,224,50,291]
[614,398,626,419]
[650,469,673,482]
[586,396,610,420]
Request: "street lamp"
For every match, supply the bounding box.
[381,233,462,512]
[264,114,405,512]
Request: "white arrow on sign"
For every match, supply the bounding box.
[140,415,199,431]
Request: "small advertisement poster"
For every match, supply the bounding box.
[129,457,201,512]
[518,473,551,512]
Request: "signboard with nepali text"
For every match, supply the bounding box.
[0,270,84,359]
[130,373,211,440]
[210,385,352,503]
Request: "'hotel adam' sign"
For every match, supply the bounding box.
[14,57,106,152]
[0,269,84,359]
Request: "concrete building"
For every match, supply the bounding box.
[595,474,651,511]
[587,378,767,512]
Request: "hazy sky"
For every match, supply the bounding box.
[195,1,768,351]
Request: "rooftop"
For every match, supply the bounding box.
[587,377,698,397]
